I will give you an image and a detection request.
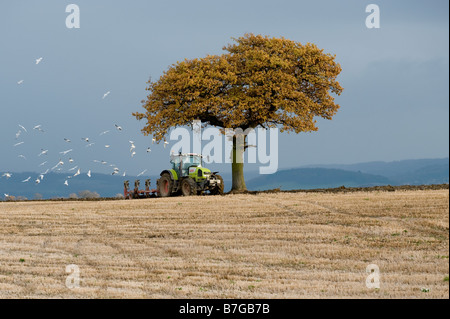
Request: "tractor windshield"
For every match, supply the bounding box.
[170,154,202,175]
[181,155,202,171]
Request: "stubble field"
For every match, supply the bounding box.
[0,189,448,299]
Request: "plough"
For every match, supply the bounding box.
[123,179,158,199]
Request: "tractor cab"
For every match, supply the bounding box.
[170,153,202,177]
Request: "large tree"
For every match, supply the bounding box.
[134,33,343,192]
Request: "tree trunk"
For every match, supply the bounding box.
[231,135,247,192]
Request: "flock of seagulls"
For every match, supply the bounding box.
[1,56,172,199]
[1,121,162,190]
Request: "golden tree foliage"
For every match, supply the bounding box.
[134,33,343,141]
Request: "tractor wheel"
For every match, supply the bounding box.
[181,178,197,196]
[210,174,224,195]
[158,173,173,197]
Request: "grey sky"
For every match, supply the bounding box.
[0,0,448,177]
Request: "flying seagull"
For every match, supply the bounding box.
[99,130,110,136]
[146,147,151,153]
[73,168,81,177]
[35,178,41,184]
[137,169,147,177]
[102,91,110,99]
[18,124,27,133]
[39,161,47,167]
[59,149,73,155]
[152,138,156,144]
[35,57,43,65]
[33,125,45,132]
[2,173,12,179]
[114,124,122,131]
[69,158,74,163]
[22,177,31,183]
[105,145,110,148]
[18,155,26,160]
[38,149,48,156]
[15,130,21,139]
[64,138,71,143]
[86,143,95,147]
[17,80,24,85]
[14,142,24,147]
[68,166,78,171]
[131,151,136,157]
[81,137,89,143]
[87,170,91,178]
[64,180,69,186]
[164,141,169,148]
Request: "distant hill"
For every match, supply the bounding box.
[303,158,448,178]
[246,168,392,191]
[247,158,448,191]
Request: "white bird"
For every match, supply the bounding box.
[32,124,44,133]
[4,194,10,198]
[86,143,95,147]
[59,149,73,155]
[35,57,43,65]
[81,137,89,142]
[112,170,119,175]
[15,130,21,139]
[14,142,24,147]
[39,174,44,180]
[100,130,110,136]
[122,171,126,177]
[38,149,48,156]
[18,155,26,160]
[102,91,110,99]
[164,141,169,148]
[38,161,47,167]
[152,138,156,144]
[101,160,107,165]
[73,168,80,177]
[64,180,69,186]
[17,80,24,85]
[130,143,136,152]
[68,166,78,171]
[131,151,136,157]
[137,169,147,177]
[87,170,91,178]
[57,159,64,166]
[114,124,122,131]
[146,147,151,153]
[22,177,31,183]
[105,145,110,148]
[35,178,41,184]
[2,173,12,179]
[18,124,27,133]
[41,169,49,175]
[64,138,71,143]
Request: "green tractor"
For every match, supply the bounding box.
[157,153,224,197]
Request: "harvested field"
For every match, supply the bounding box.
[0,189,448,298]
